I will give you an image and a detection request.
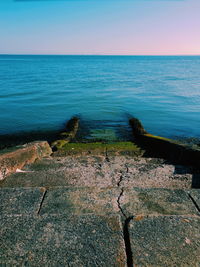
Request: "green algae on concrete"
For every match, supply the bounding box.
[142,134,200,166]
[144,133,173,142]
[0,214,126,266]
[51,139,68,150]
[121,188,199,217]
[128,215,200,267]
[34,187,200,217]
[39,187,120,216]
[129,117,200,166]
[53,142,143,156]
[51,117,79,150]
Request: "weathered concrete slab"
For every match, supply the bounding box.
[40,187,198,217]
[0,188,45,215]
[0,156,115,188]
[128,215,200,267]
[121,188,199,216]
[120,159,193,189]
[0,141,52,180]
[40,187,120,215]
[189,189,200,212]
[0,156,193,189]
[0,214,126,266]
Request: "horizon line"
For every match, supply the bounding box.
[0,53,200,56]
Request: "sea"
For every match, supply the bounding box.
[0,55,200,147]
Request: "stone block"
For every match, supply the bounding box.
[40,187,120,215]
[121,188,198,216]
[0,187,45,215]
[0,214,126,266]
[128,215,200,266]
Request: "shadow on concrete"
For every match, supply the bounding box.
[133,137,200,189]
[129,117,200,189]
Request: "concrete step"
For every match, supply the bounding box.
[1,186,200,266]
[0,214,126,266]
[0,155,197,189]
[1,187,199,217]
[128,215,200,267]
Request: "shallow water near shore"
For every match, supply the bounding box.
[0,55,200,146]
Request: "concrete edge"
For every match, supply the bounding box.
[130,117,200,166]
[0,141,52,180]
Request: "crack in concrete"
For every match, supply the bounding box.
[116,164,133,266]
[117,173,124,187]
[123,217,134,267]
[116,164,129,218]
[117,188,127,218]
[105,147,110,162]
[116,169,126,218]
[37,188,47,215]
[125,164,129,174]
[188,193,200,214]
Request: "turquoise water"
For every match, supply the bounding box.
[0,55,200,143]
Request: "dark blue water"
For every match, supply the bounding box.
[0,55,200,143]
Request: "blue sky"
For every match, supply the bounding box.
[0,0,200,55]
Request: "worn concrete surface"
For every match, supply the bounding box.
[0,214,126,266]
[0,186,200,266]
[120,188,199,217]
[0,155,195,189]
[128,215,200,267]
[189,189,200,211]
[1,187,199,217]
[0,141,52,180]
[40,187,120,216]
[1,151,200,266]
[0,187,45,215]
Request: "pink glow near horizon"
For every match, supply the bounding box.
[0,0,199,55]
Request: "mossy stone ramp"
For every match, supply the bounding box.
[130,117,200,166]
[51,117,79,150]
[53,142,143,156]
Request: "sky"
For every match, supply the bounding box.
[0,0,200,55]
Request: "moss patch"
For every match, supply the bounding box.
[51,139,69,150]
[138,192,168,214]
[53,142,143,156]
[144,134,173,142]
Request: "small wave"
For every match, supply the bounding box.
[164,76,186,81]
